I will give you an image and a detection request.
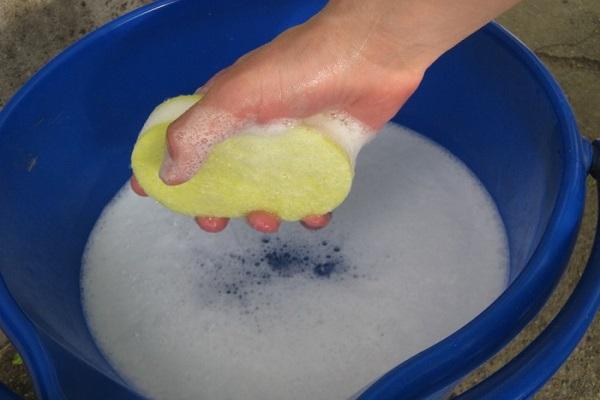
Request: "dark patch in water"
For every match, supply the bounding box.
[313,262,336,277]
[207,236,356,307]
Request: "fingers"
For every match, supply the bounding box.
[160,67,253,187]
[195,216,229,233]
[246,211,281,233]
[160,103,242,185]
[130,175,147,196]
[159,52,292,187]
[132,175,331,233]
[245,211,332,233]
[300,213,332,230]
[197,211,332,233]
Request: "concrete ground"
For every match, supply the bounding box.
[0,0,598,398]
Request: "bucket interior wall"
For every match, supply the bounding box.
[0,0,563,391]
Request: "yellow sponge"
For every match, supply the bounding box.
[131,95,356,221]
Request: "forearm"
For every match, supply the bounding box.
[320,0,521,70]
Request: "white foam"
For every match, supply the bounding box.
[304,111,373,165]
[82,123,509,400]
[229,112,372,167]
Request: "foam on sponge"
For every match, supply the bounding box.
[131,96,371,220]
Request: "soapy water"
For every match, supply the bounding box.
[82,122,509,400]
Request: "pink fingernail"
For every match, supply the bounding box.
[195,216,229,233]
[130,175,148,197]
[247,211,281,233]
[301,213,332,230]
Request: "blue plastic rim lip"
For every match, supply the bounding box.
[359,23,588,399]
[0,0,588,398]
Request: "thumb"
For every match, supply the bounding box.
[159,90,245,186]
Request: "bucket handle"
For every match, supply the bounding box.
[454,140,600,399]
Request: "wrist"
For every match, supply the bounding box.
[317,0,442,73]
[320,0,520,73]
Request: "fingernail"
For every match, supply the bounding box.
[301,213,332,230]
[247,211,281,233]
[130,175,147,197]
[195,216,229,233]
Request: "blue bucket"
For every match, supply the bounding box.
[1,0,600,399]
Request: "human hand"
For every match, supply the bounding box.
[131,0,520,233]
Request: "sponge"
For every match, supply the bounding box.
[131,95,366,221]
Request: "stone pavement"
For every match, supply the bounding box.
[0,0,599,398]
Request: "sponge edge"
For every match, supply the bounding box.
[131,96,360,221]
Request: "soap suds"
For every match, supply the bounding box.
[83,123,509,400]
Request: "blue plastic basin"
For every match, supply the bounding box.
[0,1,597,399]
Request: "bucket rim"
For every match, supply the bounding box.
[0,1,587,398]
